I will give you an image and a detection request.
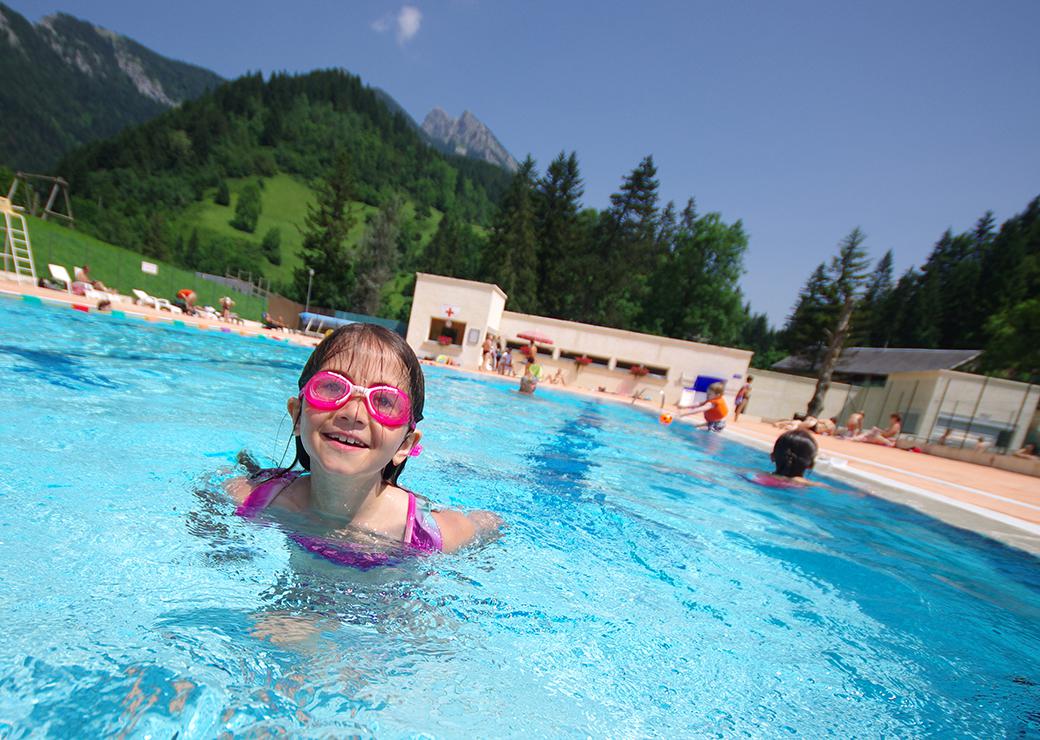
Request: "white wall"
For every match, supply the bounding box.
[407,273,506,369]
[743,368,857,421]
[499,310,751,406]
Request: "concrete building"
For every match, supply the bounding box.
[406,273,752,406]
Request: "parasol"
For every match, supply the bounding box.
[516,330,553,345]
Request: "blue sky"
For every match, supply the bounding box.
[11,0,1040,326]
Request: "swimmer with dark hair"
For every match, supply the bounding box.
[749,429,820,488]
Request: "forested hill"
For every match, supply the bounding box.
[0,4,223,170]
[58,70,511,250]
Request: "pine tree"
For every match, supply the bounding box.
[215,179,230,206]
[587,155,660,328]
[183,228,201,267]
[230,181,261,233]
[419,209,478,280]
[645,199,748,343]
[481,157,539,312]
[855,249,894,345]
[261,227,281,265]
[781,263,834,366]
[294,150,357,309]
[807,227,870,416]
[534,152,585,317]
[352,197,402,316]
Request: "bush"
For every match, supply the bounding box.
[215,180,230,206]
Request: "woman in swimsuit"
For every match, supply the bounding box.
[227,323,501,566]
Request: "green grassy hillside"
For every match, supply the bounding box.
[177,174,442,289]
[21,217,267,320]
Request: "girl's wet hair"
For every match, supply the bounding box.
[772,430,818,478]
[289,323,426,485]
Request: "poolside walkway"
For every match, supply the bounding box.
[0,277,321,348]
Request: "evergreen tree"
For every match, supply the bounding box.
[261,227,281,265]
[294,151,357,309]
[780,263,833,366]
[585,155,660,328]
[807,227,870,416]
[644,199,748,343]
[215,179,230,206]
[230,181,261,233]
[183,228,201,267]
[534,151,585,317]
[352,197,402,316]
[419,209,479,280]
[482,157,539,312]
[855,249,894,345]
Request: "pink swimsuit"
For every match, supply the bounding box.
[236,469,443,568]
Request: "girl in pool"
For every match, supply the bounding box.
[228,323,501,563]
[751,429,820,488]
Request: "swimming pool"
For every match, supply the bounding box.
[1,297,1039,737]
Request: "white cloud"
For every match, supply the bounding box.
[396,6,422,44]
[372,5,422,46]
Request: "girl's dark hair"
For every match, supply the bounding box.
[772,430,818,478]
[289,323,426,485]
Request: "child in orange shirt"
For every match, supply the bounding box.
[678,381,728,431]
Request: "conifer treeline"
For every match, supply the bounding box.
[778,197,1040,380]
[409,152,753,346]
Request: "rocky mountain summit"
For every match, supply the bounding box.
[421,107,519,172]
[0,4,223,169]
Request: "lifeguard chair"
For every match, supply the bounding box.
[0,196,36,285]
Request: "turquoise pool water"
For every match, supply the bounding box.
[1,297,1039,737]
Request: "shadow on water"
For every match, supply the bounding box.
[0,342,118,389]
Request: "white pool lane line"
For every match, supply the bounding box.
[724,425,1040,537]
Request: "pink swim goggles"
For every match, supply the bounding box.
[302,371,413,428]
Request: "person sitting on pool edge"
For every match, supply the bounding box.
[852,413,902,446]
[751,430,819,487]
[677,381,728,431]
[227,323,502,564]
[174,288,197,316]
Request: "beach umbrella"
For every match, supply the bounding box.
[517,330,553,345]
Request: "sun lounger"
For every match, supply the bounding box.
[48,264,73,293]
[131,288,181,314]
[131,288,158,309]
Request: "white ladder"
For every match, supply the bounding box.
[0,196,36,285]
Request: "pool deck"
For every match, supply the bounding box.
[4,280,1037,555]
[0,277,322,348]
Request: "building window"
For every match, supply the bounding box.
[615,359,668,377]
[429,318,466,346]
[559,349,609,367]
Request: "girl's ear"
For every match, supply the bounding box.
[287,396,301,432]
[392,429,423,466]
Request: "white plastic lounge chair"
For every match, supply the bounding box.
[131,288,181,314]
[48,264,73,292]
[131,288,158,308]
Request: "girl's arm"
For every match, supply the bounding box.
[432,509,503,553]
[224,476,256,505]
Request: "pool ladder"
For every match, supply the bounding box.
[0,197,36,285]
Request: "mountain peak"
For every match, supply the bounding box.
[421,108,518,173]
[0,4,223,169]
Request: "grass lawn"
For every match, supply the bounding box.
[177,174,443,291]
[21,217,267,321]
